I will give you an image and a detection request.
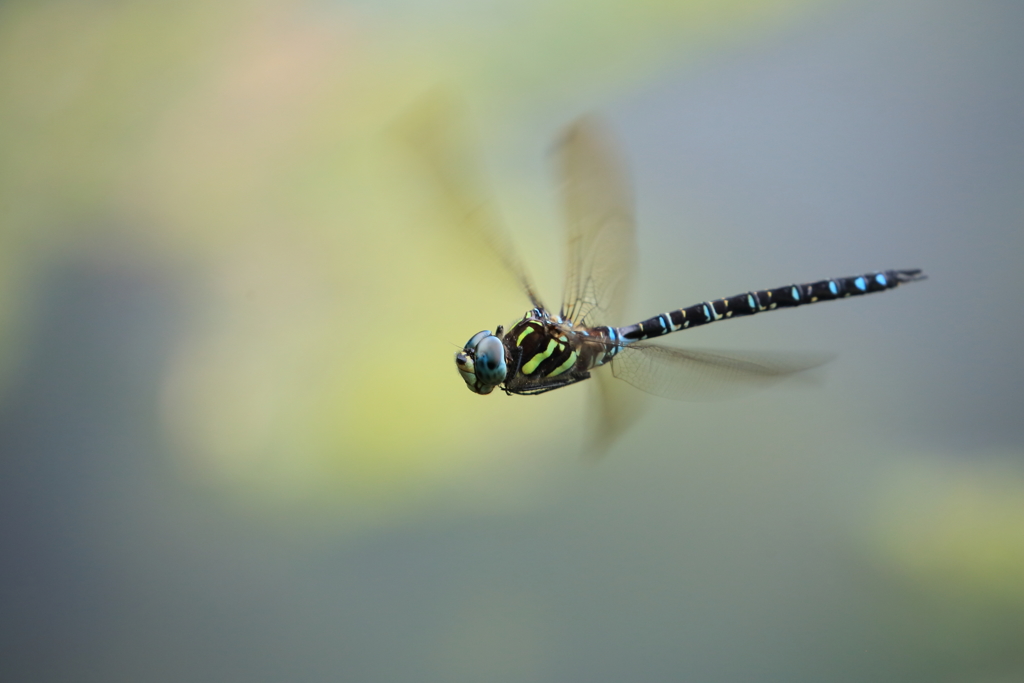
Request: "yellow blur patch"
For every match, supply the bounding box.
[865,454,1024,604]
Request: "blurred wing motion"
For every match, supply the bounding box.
[586,363,646,457]
[551,118,643,449]
[588,339,830,454]
[610,343,833,401]
[554,117,637,327]
[395,91,544,310]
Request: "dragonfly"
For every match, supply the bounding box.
[402,98,924,437]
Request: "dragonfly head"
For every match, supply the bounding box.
[455,329,507,395]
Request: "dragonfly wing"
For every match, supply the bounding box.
[554,117,637,327]
[610,342,834,401]
[396,92,544,310]
[585,363,647,458]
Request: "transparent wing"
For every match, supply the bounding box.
[396,91,544,310]
[586,363,647,458]
[610,342,834,400]
[554,117,637,327]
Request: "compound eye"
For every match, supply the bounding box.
[473,335,507,385]
[464,330,491,351]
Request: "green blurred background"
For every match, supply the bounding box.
[2,0,1023,680]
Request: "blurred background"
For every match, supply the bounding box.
[1,0,1023,680]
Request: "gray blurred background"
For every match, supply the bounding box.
[1,0,1023,681]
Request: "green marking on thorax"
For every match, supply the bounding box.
[522,339,557,374]
[547,350,578,377]
[516,325,534,346]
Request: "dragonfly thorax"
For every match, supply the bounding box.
[455,329,508,395]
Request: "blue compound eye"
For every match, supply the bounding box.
[464,330,491,351]
[473,335,507,385]
[455,330,507,394]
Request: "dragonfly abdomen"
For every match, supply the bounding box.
[618,269,925,343]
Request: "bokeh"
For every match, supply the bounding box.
[1,0,1023,681]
